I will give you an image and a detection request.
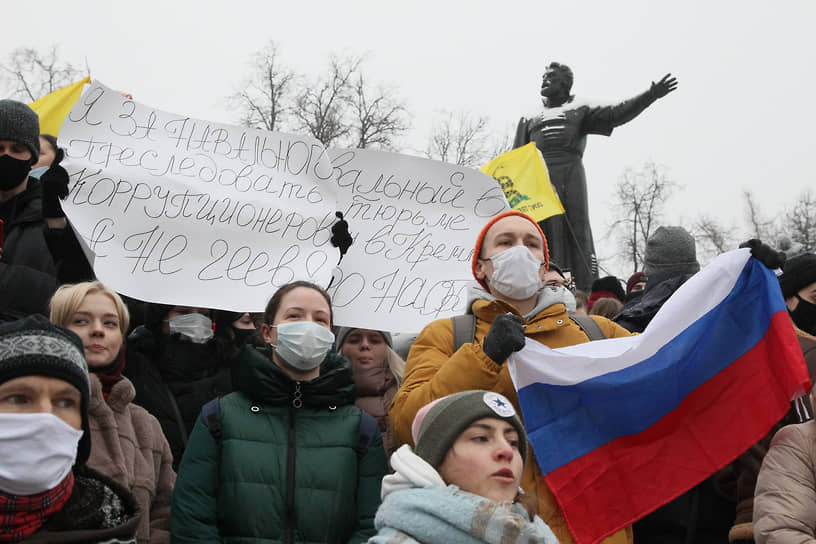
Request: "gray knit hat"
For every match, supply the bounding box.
[0,314,91,465]
[412,390,528,468]
[643,226,700,277]
[0,99,40,163]
[779,253,816,299]
[335,327,393,349]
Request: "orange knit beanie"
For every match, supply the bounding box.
[471,210,549,291]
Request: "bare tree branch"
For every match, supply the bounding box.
[1,45,82,102]
[228,41,296,131]
[742,189,777,241]
[291,55,360,147]
[425,110,493,168]
[347,74,408,150]
[783,189,816,252]
[693,214,735,262]
[608,161,677,274]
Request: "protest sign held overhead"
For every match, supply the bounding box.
[58,82,510,329]
[59,81,340,311]
[327,149,509,332]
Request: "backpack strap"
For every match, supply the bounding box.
[570,315,606,342]
[201,397,223,444]
[356,411,378,460]
[451,314,477,353]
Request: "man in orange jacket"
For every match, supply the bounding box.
[389,210,634,544]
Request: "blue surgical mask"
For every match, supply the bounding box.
[28,165,49,180]
[271,321,335,371]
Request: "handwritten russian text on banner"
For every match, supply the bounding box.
[60,82,339,311]
[327,149,509,332]
[59,83,510,330]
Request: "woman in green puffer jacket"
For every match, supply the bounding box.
[170,281,388,544]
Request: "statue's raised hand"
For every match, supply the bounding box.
[650,74,678,99]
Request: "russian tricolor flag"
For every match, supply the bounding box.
[508,249,809,544]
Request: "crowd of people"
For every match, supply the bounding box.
[1,96,815,544]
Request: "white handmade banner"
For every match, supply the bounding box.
[58,82,510,331]
[60,82,339,311]
[326,149,509,332]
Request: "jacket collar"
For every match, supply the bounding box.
[232,345,357,407]
[88,374,136,413]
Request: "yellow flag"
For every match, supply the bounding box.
[480,142,565,222]
[29,76,91,136]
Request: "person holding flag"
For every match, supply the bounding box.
[389,210,634,544]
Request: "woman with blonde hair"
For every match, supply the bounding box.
[50,281,175,544]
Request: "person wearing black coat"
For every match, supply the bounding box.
[0,100,93,322]
[124,304,233,469]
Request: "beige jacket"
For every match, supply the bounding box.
[87,374,176,544]
[754,420,816,543]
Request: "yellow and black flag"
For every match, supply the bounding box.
[480,142,564,222]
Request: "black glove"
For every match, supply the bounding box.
[482,313,526,365]
[330,212,353,257]
[740,239,786,270]
[40,148,70,219]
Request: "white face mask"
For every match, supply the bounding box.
[0,412,83,495]
[271,321,335,371]
[487,245,545,300]
[168,313,214,344]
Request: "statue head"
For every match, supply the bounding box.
[540,62,574,107]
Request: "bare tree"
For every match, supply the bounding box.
[608,161,677,274]
[291,56,360,147]
[693,214,735,262]
[347,73,408,149]
[783,189,816,252]
[425,110,492,168]
[743,190,777,240]
[229,42,296,131]
[1,45,83,102]
[230,46,409,149]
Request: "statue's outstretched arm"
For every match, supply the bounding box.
[584,73,678,134]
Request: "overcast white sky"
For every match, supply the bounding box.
[4,0,814,278]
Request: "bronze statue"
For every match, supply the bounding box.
[514,63,677,291]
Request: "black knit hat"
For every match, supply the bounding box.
[412,390,528,469]
[779,253,816,299]
[643,226,700,278]
[144,302,174,333]
[591,276,626,302]
[0,314,91,465]
[0,99,40,163]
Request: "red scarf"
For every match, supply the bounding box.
[94,347,127,399]
[0,473,74,542]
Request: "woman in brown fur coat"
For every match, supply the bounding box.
[50,281,175,544]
